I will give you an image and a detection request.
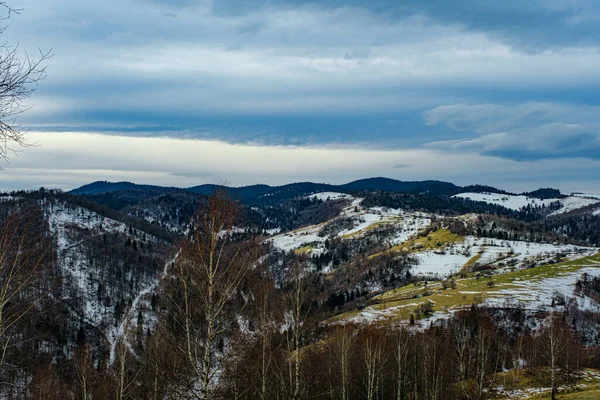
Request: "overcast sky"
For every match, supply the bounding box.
[1,0,600,193]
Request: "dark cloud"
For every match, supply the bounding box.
[168,171,217,179]
[391,163,410,169]
[3,0,600,190]
[426,103,600,161]
[344,48,372,60]
[211,0,600,51]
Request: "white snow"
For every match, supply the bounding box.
[412,252,470,277]
[266,197,431,259]
[573,192,600,200]
[44,201,132,325]
[485,266,600,312]
[0,195,20,202]
[41,199,171,366]
[548,196,600,216]
[307,192,353,201]
[453,192,599,214]
[409,236,596,279]
[453,192,549,211]
[267,224,324,252]
[108,252,179,364]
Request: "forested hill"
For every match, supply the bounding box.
[71,177,514,206]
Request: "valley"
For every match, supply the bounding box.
[2,178,600,398]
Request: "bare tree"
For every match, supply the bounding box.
[73,344,96,400]
[112,336,140,400]
[452,317,471,399]
[339,325,354,400]
[288,261,305,400]
[0,2,51,163]
[540,314,570,400]
[169,192,259,399]
[143,327,169,400]
[253,271,280,400]
[474,319,496,400]
[362,328,386,400]
[0,208,47,382]
[393,328,409,400]
[510,333,526,400]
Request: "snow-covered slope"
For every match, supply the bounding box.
[549,196,600,216]
[307,192,353,201]
[41,198,170,356]
[267,194,430,256]
[485,265,600,312]
[411,237,595,278]
[454,192,599,214]
[573,193,600,200]
[453,192,548,211]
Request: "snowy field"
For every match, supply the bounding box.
[453,192,599,214]
[573,192,600,200]
[267,193,430,256]
[484,265,600,312]
[339,256,600,326]
[268,192,596,275]
[410,236,596,278]
[307,192,353,201]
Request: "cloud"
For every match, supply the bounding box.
[2,132,600,194]
[391,163,410,169]
[344,48,372,60]
[2,1,600,191]
[8,0,600,141]
[425,103,600,160]
[210,0,600,51]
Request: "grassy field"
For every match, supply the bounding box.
[492,369,600,399]
[539,388,600,399]
[294,245,314,255]
[328,252,600,324]
[369,228,464,259]
[461,250,483,273]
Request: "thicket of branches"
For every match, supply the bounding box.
[0,2,51,164]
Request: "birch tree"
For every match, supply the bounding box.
[169,192,258,399]
[540,315,570,400]
[0,2,51,163]
[0,207,48,387]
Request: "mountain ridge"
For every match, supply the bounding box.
[70,177,508,197]
[69,178,572,207]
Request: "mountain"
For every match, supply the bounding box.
[339,177,460,194]
[69,179,600,235]
[70,180,175,195]
[186,178,464,202]
[523,187,564,199]
[187,183,275,203]
[72,177,479,207]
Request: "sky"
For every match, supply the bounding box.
[1,0,600,193]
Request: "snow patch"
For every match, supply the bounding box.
[307,192,353,201]
[454,192,599,214]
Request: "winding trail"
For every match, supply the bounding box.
[108,251,180,364]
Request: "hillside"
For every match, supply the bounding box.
[2,183,600,398]
[71,177,487,207]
